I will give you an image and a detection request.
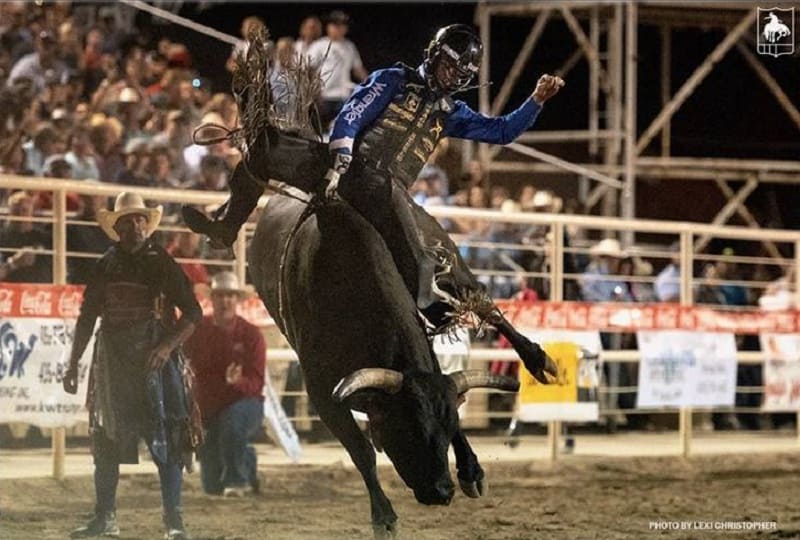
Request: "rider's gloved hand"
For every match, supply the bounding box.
[325,152,352,200]
[324,168,341,199]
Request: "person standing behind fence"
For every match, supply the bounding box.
[62,192,202,540]
[307,10,368,129]
[183,271,266,497]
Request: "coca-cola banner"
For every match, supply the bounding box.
[0,317,92,428]
[2,284,798,333]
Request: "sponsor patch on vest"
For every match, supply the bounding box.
[404,93,421,112]
[344,82,388,125]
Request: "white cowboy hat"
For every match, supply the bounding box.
[210,271,249,296]
[590,238,627,258]
[97,192,162,241]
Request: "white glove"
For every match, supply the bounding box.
[325,153,352,200]
[324,169,341,199]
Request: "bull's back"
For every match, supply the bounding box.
[249,195,433,393]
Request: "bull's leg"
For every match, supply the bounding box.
[493,316,558,385]
[451,429,485,498]
[312,399,399,540]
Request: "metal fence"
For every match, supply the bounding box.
[2,174,800,463]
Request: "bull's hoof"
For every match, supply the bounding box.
[372,520,400,540]
[516,338,559,384]
[459,476,487,498]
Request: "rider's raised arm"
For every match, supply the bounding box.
[329,67,405,165]
[444,97,542,145]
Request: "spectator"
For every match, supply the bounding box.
[151,110,191,181]
[115,137,152,186]
[7,30,65,92]
[189,154,228,192]
[66,192,112,285]
[655,241,681,302]
[0,248,35,281]
[226,16,266,73]
[519,185,537,211]
[0,2,34,65]
[418,164,449,207]
[167,231,209,286]
[0,190,52,283]
[65,126,100,180]
[270,37,297,123]
[184,271,266,497]
[294,15,322,58]
[307,10,368,128]
[22,122,58,176]
[90,116,125,182]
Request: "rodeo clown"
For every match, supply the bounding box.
[63,192,203,540]
[184,24,563,308]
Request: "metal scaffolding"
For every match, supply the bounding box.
[474,1,800,254]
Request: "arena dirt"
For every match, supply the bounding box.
[2,452,799,539]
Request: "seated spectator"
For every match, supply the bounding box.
[655,241,681,302]
[226,16,266,73]
[7,30,66,92]
[22,122,58,176]
[66,192,112,285]
[65,126,100,180]
[184,271,265,497]
[188,154,228,192]
[90,116,125,182]
[115,137,152,186]
[579,238,631,303]
[167,231,209,286]
[0,190,52,283]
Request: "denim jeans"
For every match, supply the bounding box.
[198,397,264,494]
[94,440,182,515]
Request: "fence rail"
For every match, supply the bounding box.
[2,173,800,468]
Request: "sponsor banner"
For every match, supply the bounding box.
[0,317,92,428]
[433,327,470,417]
[760,333,800,411]
[3,285,798,333]
[517,330,601,422]
[497,300,800,334]
[636,331,737,408]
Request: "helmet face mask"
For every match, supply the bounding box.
[425,24,482,94]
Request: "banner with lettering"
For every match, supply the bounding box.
[760,333,800,411]
[636,331,737,408]
[0,317,92,427]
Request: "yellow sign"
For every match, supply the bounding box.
[519,342,580,404]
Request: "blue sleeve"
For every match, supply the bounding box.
[444,97,542,145]
[329,68,404,156]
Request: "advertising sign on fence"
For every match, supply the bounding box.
[636,331,737,408]
[0,318,91,428]
[760,333,800,411]
[517,330,602,422]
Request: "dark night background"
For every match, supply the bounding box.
[134,2,799,235]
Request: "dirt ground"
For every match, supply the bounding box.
[2,452,800,540]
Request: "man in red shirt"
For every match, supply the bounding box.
[184,271,266,497]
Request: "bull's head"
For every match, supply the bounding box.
[333,368,518,506]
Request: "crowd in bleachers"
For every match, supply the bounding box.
[1,3,796,434]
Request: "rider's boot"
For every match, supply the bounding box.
[182,163,264,248]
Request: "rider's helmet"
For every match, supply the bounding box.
[423,24,482,94]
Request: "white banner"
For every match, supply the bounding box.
[760,333,800,411]
[262,371,303,461]
[0,318,92,428]
[636,331,737,408]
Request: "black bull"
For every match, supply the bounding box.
[248,191,555,538]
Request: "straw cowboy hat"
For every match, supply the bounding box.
[97,192,162,241]
[210,271,248,296]
[589,238,627,258]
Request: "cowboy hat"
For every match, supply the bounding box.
[210,271,248,296]
[590,238,627,258]
[97,192,162,241]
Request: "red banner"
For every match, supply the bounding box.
[1,284,798,334]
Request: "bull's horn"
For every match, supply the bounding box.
[449,370,520,395]
[332,368,404,401]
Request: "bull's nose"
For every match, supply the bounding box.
[415,482,455,506]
